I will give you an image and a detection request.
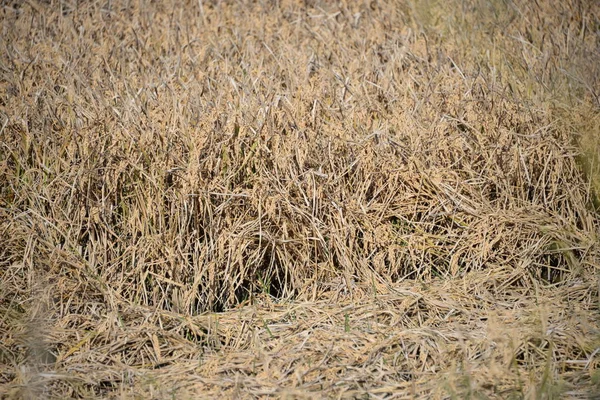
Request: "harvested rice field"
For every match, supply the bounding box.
[1,0,600,398]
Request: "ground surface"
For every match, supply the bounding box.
[1,0,599,398]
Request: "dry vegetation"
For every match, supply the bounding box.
[1,0,599,398]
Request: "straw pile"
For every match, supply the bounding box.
[1,0,599,398]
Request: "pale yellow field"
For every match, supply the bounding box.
[1,0,599,398]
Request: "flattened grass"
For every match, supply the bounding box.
[1,0,599,398]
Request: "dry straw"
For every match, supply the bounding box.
[1,0,599,398]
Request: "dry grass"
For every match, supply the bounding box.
[1,0,599,398]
